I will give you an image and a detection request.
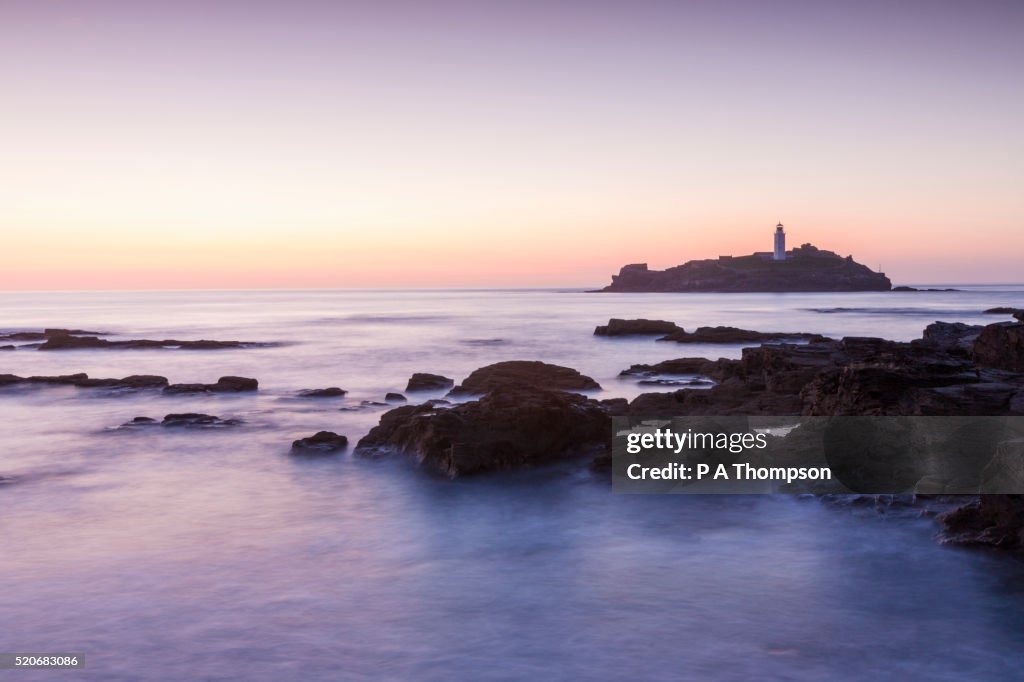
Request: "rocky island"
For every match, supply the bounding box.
[600,224,892,292]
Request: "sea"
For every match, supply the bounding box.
[2,286,1023,681]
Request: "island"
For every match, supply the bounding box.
[600,223,893,293]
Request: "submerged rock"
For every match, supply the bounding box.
[164,376,258,394]
[594,318,681,336]
[14,327,273,351]
[355,388,610,477]
[291,431,349,454]
[405,373,454,392]
[297,387,348,398]
[0,373,169,390]
[448,360,601,395]
[120,413,243,428]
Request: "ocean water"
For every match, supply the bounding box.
[2,287,1024,681]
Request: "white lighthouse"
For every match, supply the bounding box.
[773,222,786,261]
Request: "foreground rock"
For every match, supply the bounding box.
[164,376,258,394]
[448,361,601,395]
[405,373,454,391]
[291,431,349,454]
[973,322,1024,372]
[594,318,681,336]
[658,326,827,344]
[355,388,609,477]
[0,373,168,390]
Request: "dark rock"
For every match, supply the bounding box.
[291,431,349,454]
[130,417,158,424]
[0,374,23,386]
[161,413,242,427]
[938,495,1024,549]
[0,373,167,389]
[0,345,14,351]
[449,360,601,395]
[594,318,681,336]
[973,322,1024,372]
[119,375,170,389]
[24,373,90,385]
[600,244,892,293]
[658,326,827,344]
[983,307,1023,315]
[915,322,982,356]
[385,392,407,402]
[405,373,455,392]
[355,388,610,477]
[24,327,268,351]
[892,286,918,292]
[297,387,347,398]
[637,378,714,387]
[620,358,722,377]
[164,376,258,394]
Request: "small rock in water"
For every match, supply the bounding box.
[405,373,455,392]
[164,376,258,394]
[291,431,349,454]
[594,318,681,336]
[297,387,348,398]
[385,392,407,402]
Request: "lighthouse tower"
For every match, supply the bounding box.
[773,222,786,261]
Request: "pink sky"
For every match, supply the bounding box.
[1,0,1022,289]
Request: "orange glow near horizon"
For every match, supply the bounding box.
[1,1,1022,290]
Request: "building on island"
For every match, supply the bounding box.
[773,222,786,261]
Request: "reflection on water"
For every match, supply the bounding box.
[2,288,1024,680]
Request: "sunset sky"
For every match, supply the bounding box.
[2,0,1022,289]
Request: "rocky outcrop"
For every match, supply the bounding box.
[601,243,892,292]
[291,431,349,454]
[355,388,610,477]
[594,318,681,336]
[164,376,258,394]
[448,361,601,395]
[657,326,827,344]
[0,373,169,389]
[405,373,454,392]
[972,321,1024,372]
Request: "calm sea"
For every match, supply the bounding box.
[2,287,1023,681]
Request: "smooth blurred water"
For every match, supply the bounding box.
[2,287,1023,681]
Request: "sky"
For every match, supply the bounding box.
[1,0,1022,289]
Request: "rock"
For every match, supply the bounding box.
[973,322,1024,372]
[355,388,610,477]
[164,376,258,394]
[594,318,681,336]
[637,378,714,387]
[0,373,167,389]
[892,286,918,292]
[291,431,349,454]
[405,373,455,392]
[915,321,982,356]
[130,417,158,424]
[658,326,827,344]
[385,392,407,402]
[620,358,722,377]
[0,345,14,351]
[600,244,892,293]
[448,360,601,395]
[297,387,347,398]
[161,413,242,427]
[938,495,1024,549]
[983,307,1023,316]
[24,327,269,351]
